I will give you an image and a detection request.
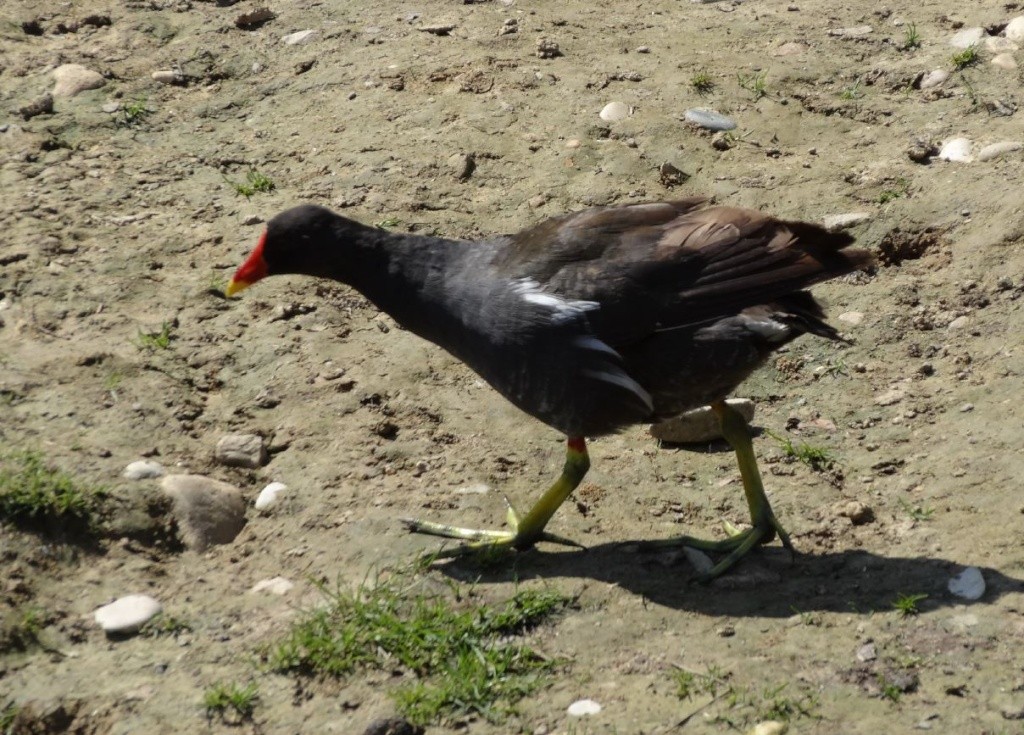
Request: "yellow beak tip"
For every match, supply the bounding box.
[224,279,249,298]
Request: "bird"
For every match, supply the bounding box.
[226,197,872,581]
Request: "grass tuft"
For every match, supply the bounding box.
[737,71,767,100]
[203,681,259,722]
[892,592,927,618]
[267,573,569,725]
[227,170,275,198]
[902,23,922,50]
[767,431,835,471]
[950,45,979,70]
[690,72,715,94]
[0,451,98,532]
[136,321,174,350]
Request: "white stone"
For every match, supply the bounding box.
[254,481,288,510]
[599,101,629,122]
[984,36,1018,53]
[947,315,970,330]
[991,53,1018,70]
[567,699,601,716]
[1005,16,1024,43]
[123,460,165,480]
[52,64,105,98]
[948,566,985,600]
[918,69,949,90]
[828,25,873,37]
[977,141,1023,162]
[873,389,905,406]
[161,474,247,551]
[250,577,295,595]
[94,594,162,634]
[938,138,973,163]
[838,311,864,326]
[151,69,182,85]
[282,29,317,45]
[650,398,755,444]
[822,212,871,231]
[949,27,986,48]
[684,108,737,131]
[748,723,787,735]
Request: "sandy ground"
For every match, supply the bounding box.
[2,0,1024,732]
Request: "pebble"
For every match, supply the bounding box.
[94,594,162,634]
[856,641,877,662]
[822,212,871,231]
[599,101,629,122]
[949,27,986,48]
[946,315,970,330]
[958,403,974,413]
[991,53,1018,70]
[684,108,737,131]
[161,474,247,551]
[977,141,1023,161]
[918,69,949,90]
[250,577,295,595]
[18,93,53,120]
[567,699,601,716]
[938,138,973,163]
[282,29,317,45]
[984,36,1019,53]
[747,723,787,735]
[683,547,715,575]
[874,389,905,406]
[650,398,755,443]
[838,311,864,326]
[52,64,106,97]
[215,433,268,468]
[837,500,874,525]
[419,23,456,36]
[447,152,475,181]
[123,460,165,480]
[828,25,873,37]
[771,41,807,56]
[254,481,288,510]
[101,102,120,113]
[1005,16,1024,43]
[536,38,561,59]
[948,566,985,600]
[151,69,183,85]
[636,46,651,53]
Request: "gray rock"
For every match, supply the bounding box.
[948,566,985,600]
[250,576,295,595]
[977,141,1023,162]
[94,594,162,634]
[918,69,949,90]
[282,29,317,45]
[650,398,755,443]
[215,433,267,468]
[823,212,871,231]
[161,474,247,551]
[123,460,164,480]
[949,27,986,48]
[52,64,105,97]
[1006,16,1024,43]
[684,108,737,131]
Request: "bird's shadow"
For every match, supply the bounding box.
[428,541,1023,617]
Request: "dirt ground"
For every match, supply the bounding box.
[2,0,1024,732]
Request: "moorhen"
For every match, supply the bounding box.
[227,198,872,580]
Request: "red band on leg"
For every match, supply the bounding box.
[567,436,586,453]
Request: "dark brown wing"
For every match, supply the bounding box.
[491,200,872,345]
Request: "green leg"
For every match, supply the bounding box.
[639,400,794,582]
[402,437,590,557]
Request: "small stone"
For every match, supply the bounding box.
[254,481,288,510]
[949,27,986,48]
[838,311,864,326]
[567,699,601,716]
[977,141,1023,162]
[918,69,949,90]
[958,402,974,413]
[1004,16,1024,43]
[711,131,734,150]
[984,36,1018,53]
[948,566,985,600]
[650,398,755,444]
[151,69,183,85]
[771,41,807,56]
[235,7,276,30]
[684,108,737,131]
[447,152,475,180]
[529,194,548,208]
[947,315,970,330]
[536,37,561,59]
[94,594,162,634]
[161,474,247,551]
[938,138,973,163]
[250,576,295,595]
[362,718,424,735]
[18,93,53,120]
[498,18,518,35]
[828,25,873,37]
[747,723,787,735]
[856,642,877,662]
[991,53,1018,70]
[838,500,874,525]
[241,214,263,226]
[658,162,689,187]
[874,389,905,406]
[419,23,456,36]
[101,102,120,113]
[822,212,871,231]
[281,29,317,45]
[52,64,105,97]
[215,433,267,468]
[636,46,651,53]
[123,460,165,480]
[599,101,629,122]
[683,547,715,575]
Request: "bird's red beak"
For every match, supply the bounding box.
[226,231,269,297]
